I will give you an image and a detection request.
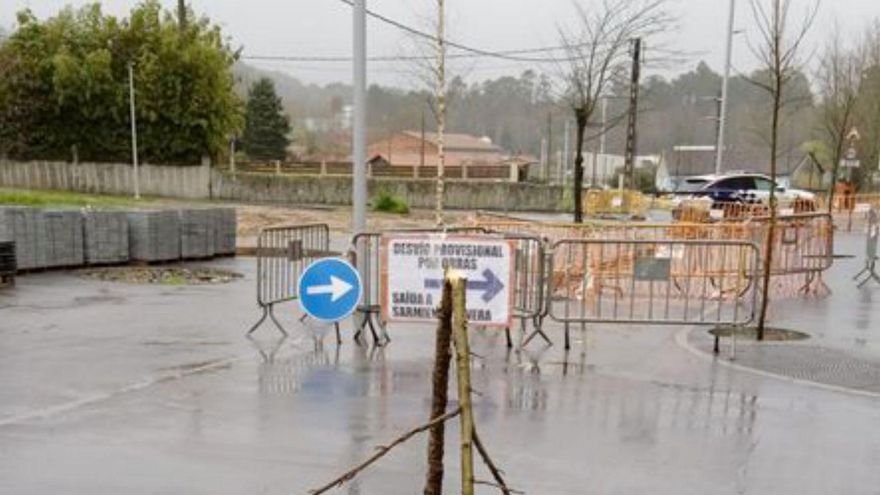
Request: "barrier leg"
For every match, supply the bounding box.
[335,322,342,346]
[357,312,383,346]
[853,266,869,281]
[247,306,270,335]
[504,327,513,349]
[268,305,288,336]
[379,320,391,345]
[856,262,880,287]
[522,316,552,348]
[564,323,571,351]
[353,311,368,345]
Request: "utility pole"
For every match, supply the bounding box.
[177,0,187,32]
[598,96,608,187]
[623,38,641,190]
[229,136,236,176]
[128,62,140,200]
[435,0,447,226]
[539,138,547,181]
[546,112,553,182]
[562,119,571,186]
[420,109,426,170]
[352,0,367,234]
[716,0,736,175]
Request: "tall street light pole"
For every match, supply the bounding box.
[352,0,367,234]
[434,0,447,227]
[715,0,736,175]
[128,62,140,200]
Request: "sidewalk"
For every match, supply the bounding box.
[687,231,880,394]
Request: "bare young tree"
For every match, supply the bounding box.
[746,0,818,339]
[854,21,880,191]
[816,24,862,210]
[558,0,674,223]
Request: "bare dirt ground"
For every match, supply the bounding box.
[233,203,473,246]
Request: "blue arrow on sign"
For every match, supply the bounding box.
[298,258,362,322]
[424,268,505,302]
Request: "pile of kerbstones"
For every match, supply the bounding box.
[0,206,236,271]
[0,220,14,282]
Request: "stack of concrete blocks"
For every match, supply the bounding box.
[126,210,181,262]
[0,209,10,242]
[0,206,47,270]
[42,210,85,268]
[212,207,237,256]
[179,209,214,259]
[83,210,130,265]
[0,211,15,281]
[41,211,77,268]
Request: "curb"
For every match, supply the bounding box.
[674,326,880,400]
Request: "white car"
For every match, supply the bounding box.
[674,173,815,207]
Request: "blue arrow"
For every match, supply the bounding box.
[424,269,505,302]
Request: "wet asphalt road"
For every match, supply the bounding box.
[1,250,880,494]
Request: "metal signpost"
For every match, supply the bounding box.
[382,236,514,327]
[298,258,363,323]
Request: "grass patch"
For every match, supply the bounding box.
[0,188,151,208]
[372,191,410,214]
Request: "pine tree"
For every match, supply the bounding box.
[242,78,291,161]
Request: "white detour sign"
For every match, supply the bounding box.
[382,235,514,326]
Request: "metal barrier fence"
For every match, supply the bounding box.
[548,238,761,348]
[854,209,880,287]
[347,227,552,346]
[672,199,818,222]
[347,227,491,345]
[248,224,338,337]
[471,211,834,297]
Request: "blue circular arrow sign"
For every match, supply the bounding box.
[297,258,362,323]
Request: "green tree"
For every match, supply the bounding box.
[0,1,242,163]
[242,78,290,161]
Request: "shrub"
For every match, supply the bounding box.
[372,191,410,214]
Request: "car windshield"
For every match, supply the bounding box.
[677,178,710,192]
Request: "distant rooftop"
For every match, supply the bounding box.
[401,131,501,152]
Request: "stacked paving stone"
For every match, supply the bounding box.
[43,210,85,268]
[0,209,10,242]
[83,210,130,264]
[0,206,47,270]
[0,205,236,270]
[212,208,237,256]
[127,210,181,262]
[0,212,15,282]
[179,209,214,259]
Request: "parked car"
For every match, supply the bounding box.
[674,173,815,207]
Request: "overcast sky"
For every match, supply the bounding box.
[3,0,880,87]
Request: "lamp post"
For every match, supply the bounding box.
[128,62,140,200]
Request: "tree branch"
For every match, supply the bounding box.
[473,427,519,495]
[308,408,462,495]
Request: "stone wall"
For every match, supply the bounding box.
[211,172,567,212]
[0,160,568,212]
